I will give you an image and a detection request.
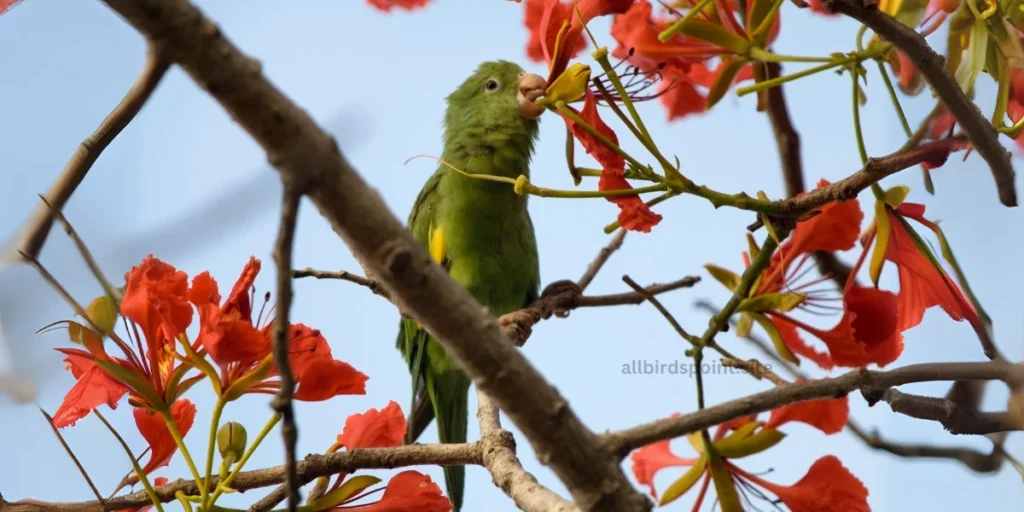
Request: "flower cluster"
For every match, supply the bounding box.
[44,254,451,511]
[631,396,868,510]
[706,179,981,369]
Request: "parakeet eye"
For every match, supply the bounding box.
[484,79,501,92]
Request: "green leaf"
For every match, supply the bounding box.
[737,292,806,313]
[870,201,892,287]
[85,295,119,335]
[706,58,748,110]
[674,19,751,55]
[310,475,382,510]
[749,312,800,365]
[883,186,910,208]
[715,429,786,459]
[659,455,708,505]
[708,447,744,512]
[735,312,754,338]
[704,264,742,291]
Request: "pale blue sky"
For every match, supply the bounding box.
[0,1,1021,510]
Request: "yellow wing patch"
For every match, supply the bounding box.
[429,225,446,265]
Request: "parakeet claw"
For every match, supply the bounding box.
[540,279,582,318]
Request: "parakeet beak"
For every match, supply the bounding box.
[517,73,546,120]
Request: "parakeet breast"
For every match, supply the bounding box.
[436,171,539,316]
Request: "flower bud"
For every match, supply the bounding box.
[217,421,248,460]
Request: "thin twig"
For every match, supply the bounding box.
[39,408,104,503]
[41,196,122,303]
[1,44,170,263]
[578,229,627,291]
[269,187,302,512]
[292,267,390,300]
[578,276,701,307]
[622,275,699,345]
[822,0,1017,207]
[720,358,788,385]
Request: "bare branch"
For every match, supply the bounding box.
[822,0,1017,207]
[270,187,302,512]
[477,391,579,512]
[602,360,1022,457]
[864,388,1022,435]
[292,267,390,300]
[39,408,104,504]
[96,1,648,508]
[577,229,626,291]
[1,43,170,264]
[774,137,970,216]
[720,358,788,386]
[0,444,481,512]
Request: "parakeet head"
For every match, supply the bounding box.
[442,60,545,159]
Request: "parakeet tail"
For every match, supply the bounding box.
[427,368,470,511]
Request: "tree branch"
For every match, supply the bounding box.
[0,43,170,264]
[577,229,626,291]
[292,267,391,300]
[760,62,856,287]
[96,1,648,508]
[602,360,1022,457]
[0,444,481,512]
[773,136,970,216]
[822,0,1017,207]
[477,390,579,512]
[863,388,1022,435]
[269,187,302,512]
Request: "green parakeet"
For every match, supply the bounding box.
[396,60,547,510]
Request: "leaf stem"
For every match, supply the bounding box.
[162,408,206,503]
[209,413,282,506]
[203,397,227,503]
[95,410,165,512]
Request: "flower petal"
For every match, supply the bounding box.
[768,316,834,370]
[294,359,370,401]
[52,364,128,428]
[338,400,407,450]
[764,387,849,434]
[786,179,864,257]
[751,456,870,512]
[121,255,193,343]
[630,438,698,499]
[135,399,197,474]
[884,207,976,331]
[821,285,905,367]
[366,0,432,11]
[346,470,453,511]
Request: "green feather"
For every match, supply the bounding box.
[396,60,542,511]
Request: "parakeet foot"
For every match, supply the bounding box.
[540,279,582,318]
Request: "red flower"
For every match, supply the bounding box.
[563,89,663,232]
[1006,66,1024,151]
[764,387,849,434]
[631,439,698,499]
[121,255,194,347]
[338,401,407,450]
[366,0,431,11]
[190,257,369,402]
[631,401,863,509]
[330,471,453,512]
[528,0,634,83]
[524,0,586,63]
[51,256,200,427]
[134,400,197,475]
[879,203,979,332]
[610,0,780,117]
[51,353,129,427]
[729,456,870,512]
